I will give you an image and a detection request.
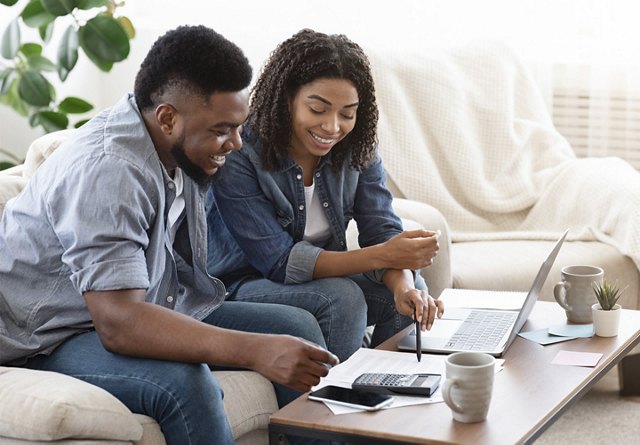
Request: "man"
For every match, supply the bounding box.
[0,25,337,444]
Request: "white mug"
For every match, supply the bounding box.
[554,265,603,323]
[442,351,495,423]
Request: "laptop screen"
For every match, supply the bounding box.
[507,229,569,343]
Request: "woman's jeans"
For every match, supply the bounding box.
[24,301,326,445]
[231,273,425,361]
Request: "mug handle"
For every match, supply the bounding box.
[554,281,572,311]
[442,378,464,414]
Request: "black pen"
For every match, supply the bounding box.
[414,306,422,362]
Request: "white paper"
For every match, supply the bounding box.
[313,348,504,415]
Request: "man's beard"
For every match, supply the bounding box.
[170,137,216,187]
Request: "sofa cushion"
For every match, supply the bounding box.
[22,129,73,179]
[0,367,143,442]
[452,240,640,310]
[0,175,28,218]
[215,370,279,440]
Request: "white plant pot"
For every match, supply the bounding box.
[591,303,621,337]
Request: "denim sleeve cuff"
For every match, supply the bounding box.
[285,241,322,284]
[70,258,150,293]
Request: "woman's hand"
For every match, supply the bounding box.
[394,288,444,331]
[377,229,440,270]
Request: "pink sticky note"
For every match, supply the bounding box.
[551,350,603,367]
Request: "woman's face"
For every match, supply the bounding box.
[288,77,359,162]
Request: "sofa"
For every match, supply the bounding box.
[2,41,639,444]
[366,41,640,309]
[0,130,450,445]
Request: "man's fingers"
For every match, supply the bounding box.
[305,343,339,367]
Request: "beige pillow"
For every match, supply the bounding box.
[22,129,73,179]
[0,175,28,219]
[0,367,143,442]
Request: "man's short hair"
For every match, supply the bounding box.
[134,25,252,111]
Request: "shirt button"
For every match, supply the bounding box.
[315,172,320,177]
[296,174,302,180]
[323,202,329,207]
[166,295,174,303]
[167,182,175,190]
[299,205,304,211]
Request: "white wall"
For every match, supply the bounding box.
[1,0,639,159]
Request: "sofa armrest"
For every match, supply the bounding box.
[346,198,452,298]
[392,198,452,298]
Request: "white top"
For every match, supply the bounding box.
[167,167,185,244]
[303,182,331,244]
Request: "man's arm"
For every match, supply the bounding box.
[84,289,337,391]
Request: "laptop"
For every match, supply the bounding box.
[397,229,569,357]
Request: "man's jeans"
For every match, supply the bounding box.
[230,273,425,361]
[24,301,326,445]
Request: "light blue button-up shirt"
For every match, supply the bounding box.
[0,94,225,365]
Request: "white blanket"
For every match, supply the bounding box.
[368,41,640,269]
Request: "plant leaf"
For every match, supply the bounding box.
[0,78,29,116]
[38,19,55,42]
[0,0,20,6]
[18,70,51,106]
[1,18,20,59]
[0,161,17,171]
[41,0,78,17]
[117,16,135,39]
[21,0,56,29]
[35,110,69,132]
[59,96,92,113]
[26,54,57,71]
[79,15,129,67]
[77,0,108,10]
[74,118,89,128]
[20,42,43,57]
[0,69,15,95]
[57,25,78,81]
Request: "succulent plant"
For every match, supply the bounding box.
[592,279,625,311]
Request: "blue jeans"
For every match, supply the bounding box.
[24,301,326,445]
[230,274,424,361]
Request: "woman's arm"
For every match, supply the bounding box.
[313,229,439,278]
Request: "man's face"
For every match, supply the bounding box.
[170,90,249,184]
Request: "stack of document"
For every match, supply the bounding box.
[314,348,504,414]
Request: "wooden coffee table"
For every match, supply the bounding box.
[269,301,640,444]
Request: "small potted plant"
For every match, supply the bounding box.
[592,279,625,337]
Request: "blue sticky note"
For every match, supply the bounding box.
[519,328,578,345]
[548,324,594,338]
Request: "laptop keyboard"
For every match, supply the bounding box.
[445,310,518,351]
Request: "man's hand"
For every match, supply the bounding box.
[251,335,339,392]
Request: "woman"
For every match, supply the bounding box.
[207,29,443,362]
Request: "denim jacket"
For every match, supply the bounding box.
[207,128,403,287]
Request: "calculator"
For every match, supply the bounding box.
[352,373,441,396]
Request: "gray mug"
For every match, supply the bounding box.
[442,351,495,423]
[554,265,603,323]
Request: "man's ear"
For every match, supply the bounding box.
[155,103,178,136]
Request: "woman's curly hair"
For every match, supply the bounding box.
[249,29,378,172]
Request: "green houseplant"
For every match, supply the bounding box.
[0,0,134,169]
[592,279,625,311]
[592,279,625,337]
